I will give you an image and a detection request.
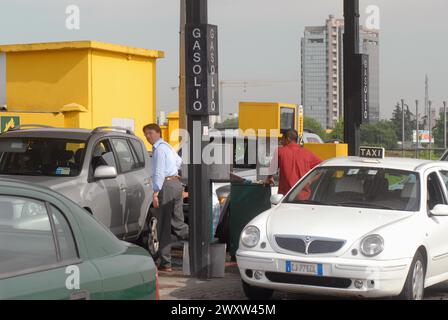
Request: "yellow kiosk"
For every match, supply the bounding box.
[0,40,164,150]
[238,101,348,160]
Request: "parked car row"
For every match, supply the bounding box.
[5,125,448,300]
[0,126,158,300]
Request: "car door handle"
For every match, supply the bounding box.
[119,184,126,191]
[70,290,90,300]
[144,178,151,186]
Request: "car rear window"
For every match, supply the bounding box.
[50,205,78,262]
[0,196,58,278]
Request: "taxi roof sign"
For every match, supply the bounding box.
[359,146,385,159]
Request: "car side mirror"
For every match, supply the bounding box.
[94,165,117,180]
[430,204,448,217]
[270,194,284,206]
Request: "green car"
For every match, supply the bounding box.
[0,179,158,300]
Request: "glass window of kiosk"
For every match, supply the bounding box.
[280,107,296,133]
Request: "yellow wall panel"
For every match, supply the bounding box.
[0,112,65,132]
[239,102,297,137]
[0,41,163,150]
[6,50,90,112]
[91,50,156,148]
[304,143,348,160]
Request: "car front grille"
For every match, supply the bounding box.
[265,272,352,289]
[275,236,306,253]
[274,236,345,255]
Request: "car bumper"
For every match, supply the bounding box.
[236,250,412,298]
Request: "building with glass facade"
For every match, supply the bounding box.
[301,15,380,129]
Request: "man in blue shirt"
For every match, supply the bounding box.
[144,123,189,272]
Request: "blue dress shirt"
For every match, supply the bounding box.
[152,138,182,192]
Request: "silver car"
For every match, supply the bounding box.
[0,126,153,246]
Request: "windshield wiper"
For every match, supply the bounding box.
[336,202,394,210]
[290,200,342,206]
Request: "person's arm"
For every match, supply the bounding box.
[310,153,323,169]
[264,175,275,186]
[174,148,182,171]
[152,147,167,208]
[264,148,279,185]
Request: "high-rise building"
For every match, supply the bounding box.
[157,111,167,125]
[301,15,380,129]
[301,25,331,129]
[361,26,380,123]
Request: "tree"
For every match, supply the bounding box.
[215,118,238,130]
[420,114,428,131]
[304,117,325,140]
[326,119,344,142]
[432,110,447,148]
[391,102,414,143]
[361,120,398,149]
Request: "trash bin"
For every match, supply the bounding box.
[228,183,272,257]
[183,241,227,278]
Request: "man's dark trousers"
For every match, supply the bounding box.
[157,178,189,268]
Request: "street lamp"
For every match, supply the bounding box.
[444,101,447,150]
[401,99,409,157]
[429,100,432,160]
[415,100,419,158]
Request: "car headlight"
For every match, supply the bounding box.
[360,234,384,257]
[241,226,260,248]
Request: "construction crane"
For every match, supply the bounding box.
[171,79,299,113]
[219,80,299,112]
[219,80,298,92]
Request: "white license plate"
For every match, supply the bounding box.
[285,261,323,276]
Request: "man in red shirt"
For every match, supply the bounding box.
[265,129,322,195]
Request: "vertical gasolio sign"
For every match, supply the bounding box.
[185,24,219,116]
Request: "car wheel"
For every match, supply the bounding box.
[148,217,159,259]
[242,280,273,300]
[398,251,426,300]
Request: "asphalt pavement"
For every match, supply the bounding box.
[159,247,448,300]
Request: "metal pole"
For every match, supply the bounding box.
[416,100,419,158]
[425,75,429,129]
[401,99,405,157]
[179,0,187,131]
[185,0,212,280]
[429,100,432,160]
[444,101,447,150]
[343,0,361,156]
[219,81,223,118]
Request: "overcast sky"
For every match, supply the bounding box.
[0,0,447,120]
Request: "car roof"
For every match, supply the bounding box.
[321,156,448,172]
[0,128,133,141]
[303,132,323,142]
[0,177,56,194]
[0,177,94,214]
[303,132,320,137]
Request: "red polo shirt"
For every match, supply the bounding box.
[276,143,322,195]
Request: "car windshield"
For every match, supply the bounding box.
[284,166,420,212]
[0,138,86,177]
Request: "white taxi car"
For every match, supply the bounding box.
[237,147,448,300]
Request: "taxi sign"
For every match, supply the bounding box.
[359,146,384,159]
